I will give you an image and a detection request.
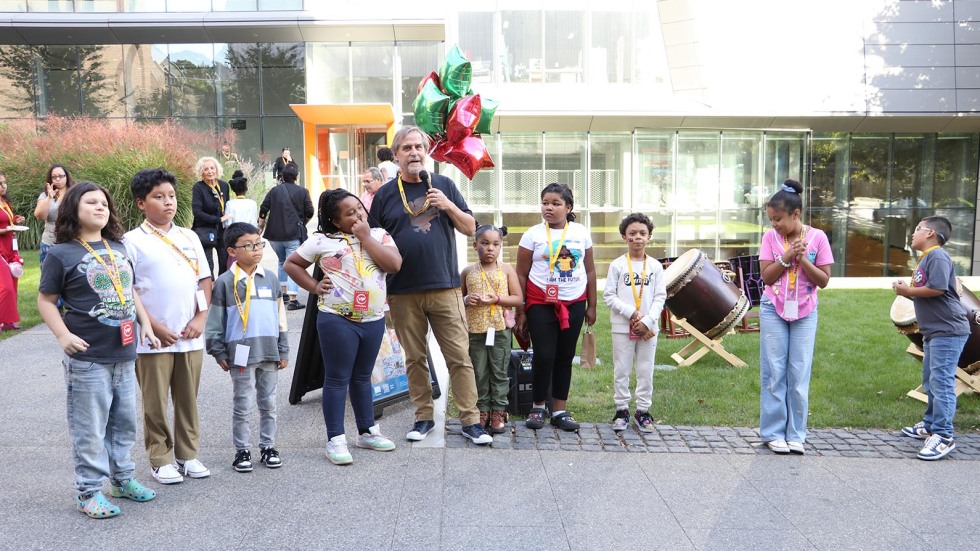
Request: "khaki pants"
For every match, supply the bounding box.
[135,351,204,468]
[388,288,480,426]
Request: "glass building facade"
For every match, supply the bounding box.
[0,2,976,276]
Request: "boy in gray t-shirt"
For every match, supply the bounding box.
[893,216,969,461]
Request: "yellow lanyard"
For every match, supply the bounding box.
[208,181,225,212]
[546,223,569,273]
[626,254,647,310]
[781,225,808,292]
[233,264,253,338]
[478,264,503,318]
[234,194,247,199]
[0,198,14,223]
[397,176,430,216]
[77,239,126,306]
[911,245,941,285]
[340,234,366,278]
[142,222,199,276]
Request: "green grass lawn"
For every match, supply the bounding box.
[570,288,980,432]
[8,254,978,431]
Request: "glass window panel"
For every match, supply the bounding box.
[842,207,911,277]
[37,45,80,116]
[125,0,165,10]
[212,0,255,10]
[636,131,673,210]
[807,208,845,277]
[216,114,260,175]
[544,133,586,212]
[500,132,543,208]
[589,133,630,209]
[261,43,305,115]
[675,210,719,259]
[262,116,303,186]
[259,0,300,9]
[27,0,70,11]
[307,43,349,103]
[351,42,392,103]
[164,0,208,11]
[0,1,27,11]
[763,132,806,190]
[719,208,766,260]
[81,45,124,117]
[591,11,632,84]
[502,10,541,83]
[399,42,440,117]
[543,11,583,84]
[848,135,889,208]
[0,45,38,116]
[457,12,495,84]
[934,134,979,208]
[810,132,847,209]
[125,44,170,119]
[721,131,762,209]
[632,6,667,85]
[75,0,117,11]
[216,43,260,116]
[168,44,216,117]
[891,134,926,204]
[676,132,719,210]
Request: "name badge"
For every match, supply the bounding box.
[353,290,370,311]
[196,289,208,313]
[120,319,135,346]
[485,326,496,347]
[10,237,17,251]
[783,300,799,320]
[545,284,559,303]
[234,343,251,367]
[258,287,273,299]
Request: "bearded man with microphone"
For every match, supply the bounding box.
[366,126,493,445]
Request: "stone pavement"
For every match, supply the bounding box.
[3,256,980,550]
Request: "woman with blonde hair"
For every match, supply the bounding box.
[191,156,231,277]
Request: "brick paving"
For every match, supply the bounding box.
[444,420,980,460]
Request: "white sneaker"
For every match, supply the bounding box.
[177,458,211,479]
[152,463,184,484]
[766,439,791,454]
[326,435,353,465]
[787,441,806,455]
[356,425,396,451]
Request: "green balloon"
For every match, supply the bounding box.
[475,96,498,135]
[439,45,472,98]
[413,79,450,136]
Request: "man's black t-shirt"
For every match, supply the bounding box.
[368,172,471,294]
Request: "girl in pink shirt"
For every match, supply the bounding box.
[757,179,834,455]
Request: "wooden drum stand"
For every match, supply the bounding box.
[669,315,747,368]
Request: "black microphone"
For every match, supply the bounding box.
[419,169,430,188]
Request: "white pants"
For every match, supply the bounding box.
[612,332,657,411]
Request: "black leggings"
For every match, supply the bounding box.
[526,301,586,403]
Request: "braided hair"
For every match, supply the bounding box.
[317,188,369,236]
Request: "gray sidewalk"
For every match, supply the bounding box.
[3,290,979,550]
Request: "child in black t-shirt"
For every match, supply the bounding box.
[38,182,161,518]
[893,216,969,461]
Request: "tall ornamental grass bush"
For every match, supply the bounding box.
[0,117,218,249]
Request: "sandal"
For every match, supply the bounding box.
[109,479,156,502]
[76,491,121,519]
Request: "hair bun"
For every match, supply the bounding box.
[232,169,244,179]
[499,225,508,237]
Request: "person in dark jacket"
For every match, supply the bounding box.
[259,163,314,310]
[191,156,231,278]
[271,147,293,182]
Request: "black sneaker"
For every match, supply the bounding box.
[634,410,655,433]
[406,420,436,441]
[551,412,580,432]
[286,299,306,311]
[611,409,630,432]
[461,423,493,445]
[233,449,252,473]
[525,407,547,430]
[260,447,282,468]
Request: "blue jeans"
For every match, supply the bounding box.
[229,362,278,450]
[317,313,384,439]
[269,239,301,296]
[64,356,138,495]
[921,334,968,437]
[759,298,819,444]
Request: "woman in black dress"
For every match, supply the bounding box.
[191,156,231,277]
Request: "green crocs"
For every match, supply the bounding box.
[109,479,156,502]
[76,492,121,519]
